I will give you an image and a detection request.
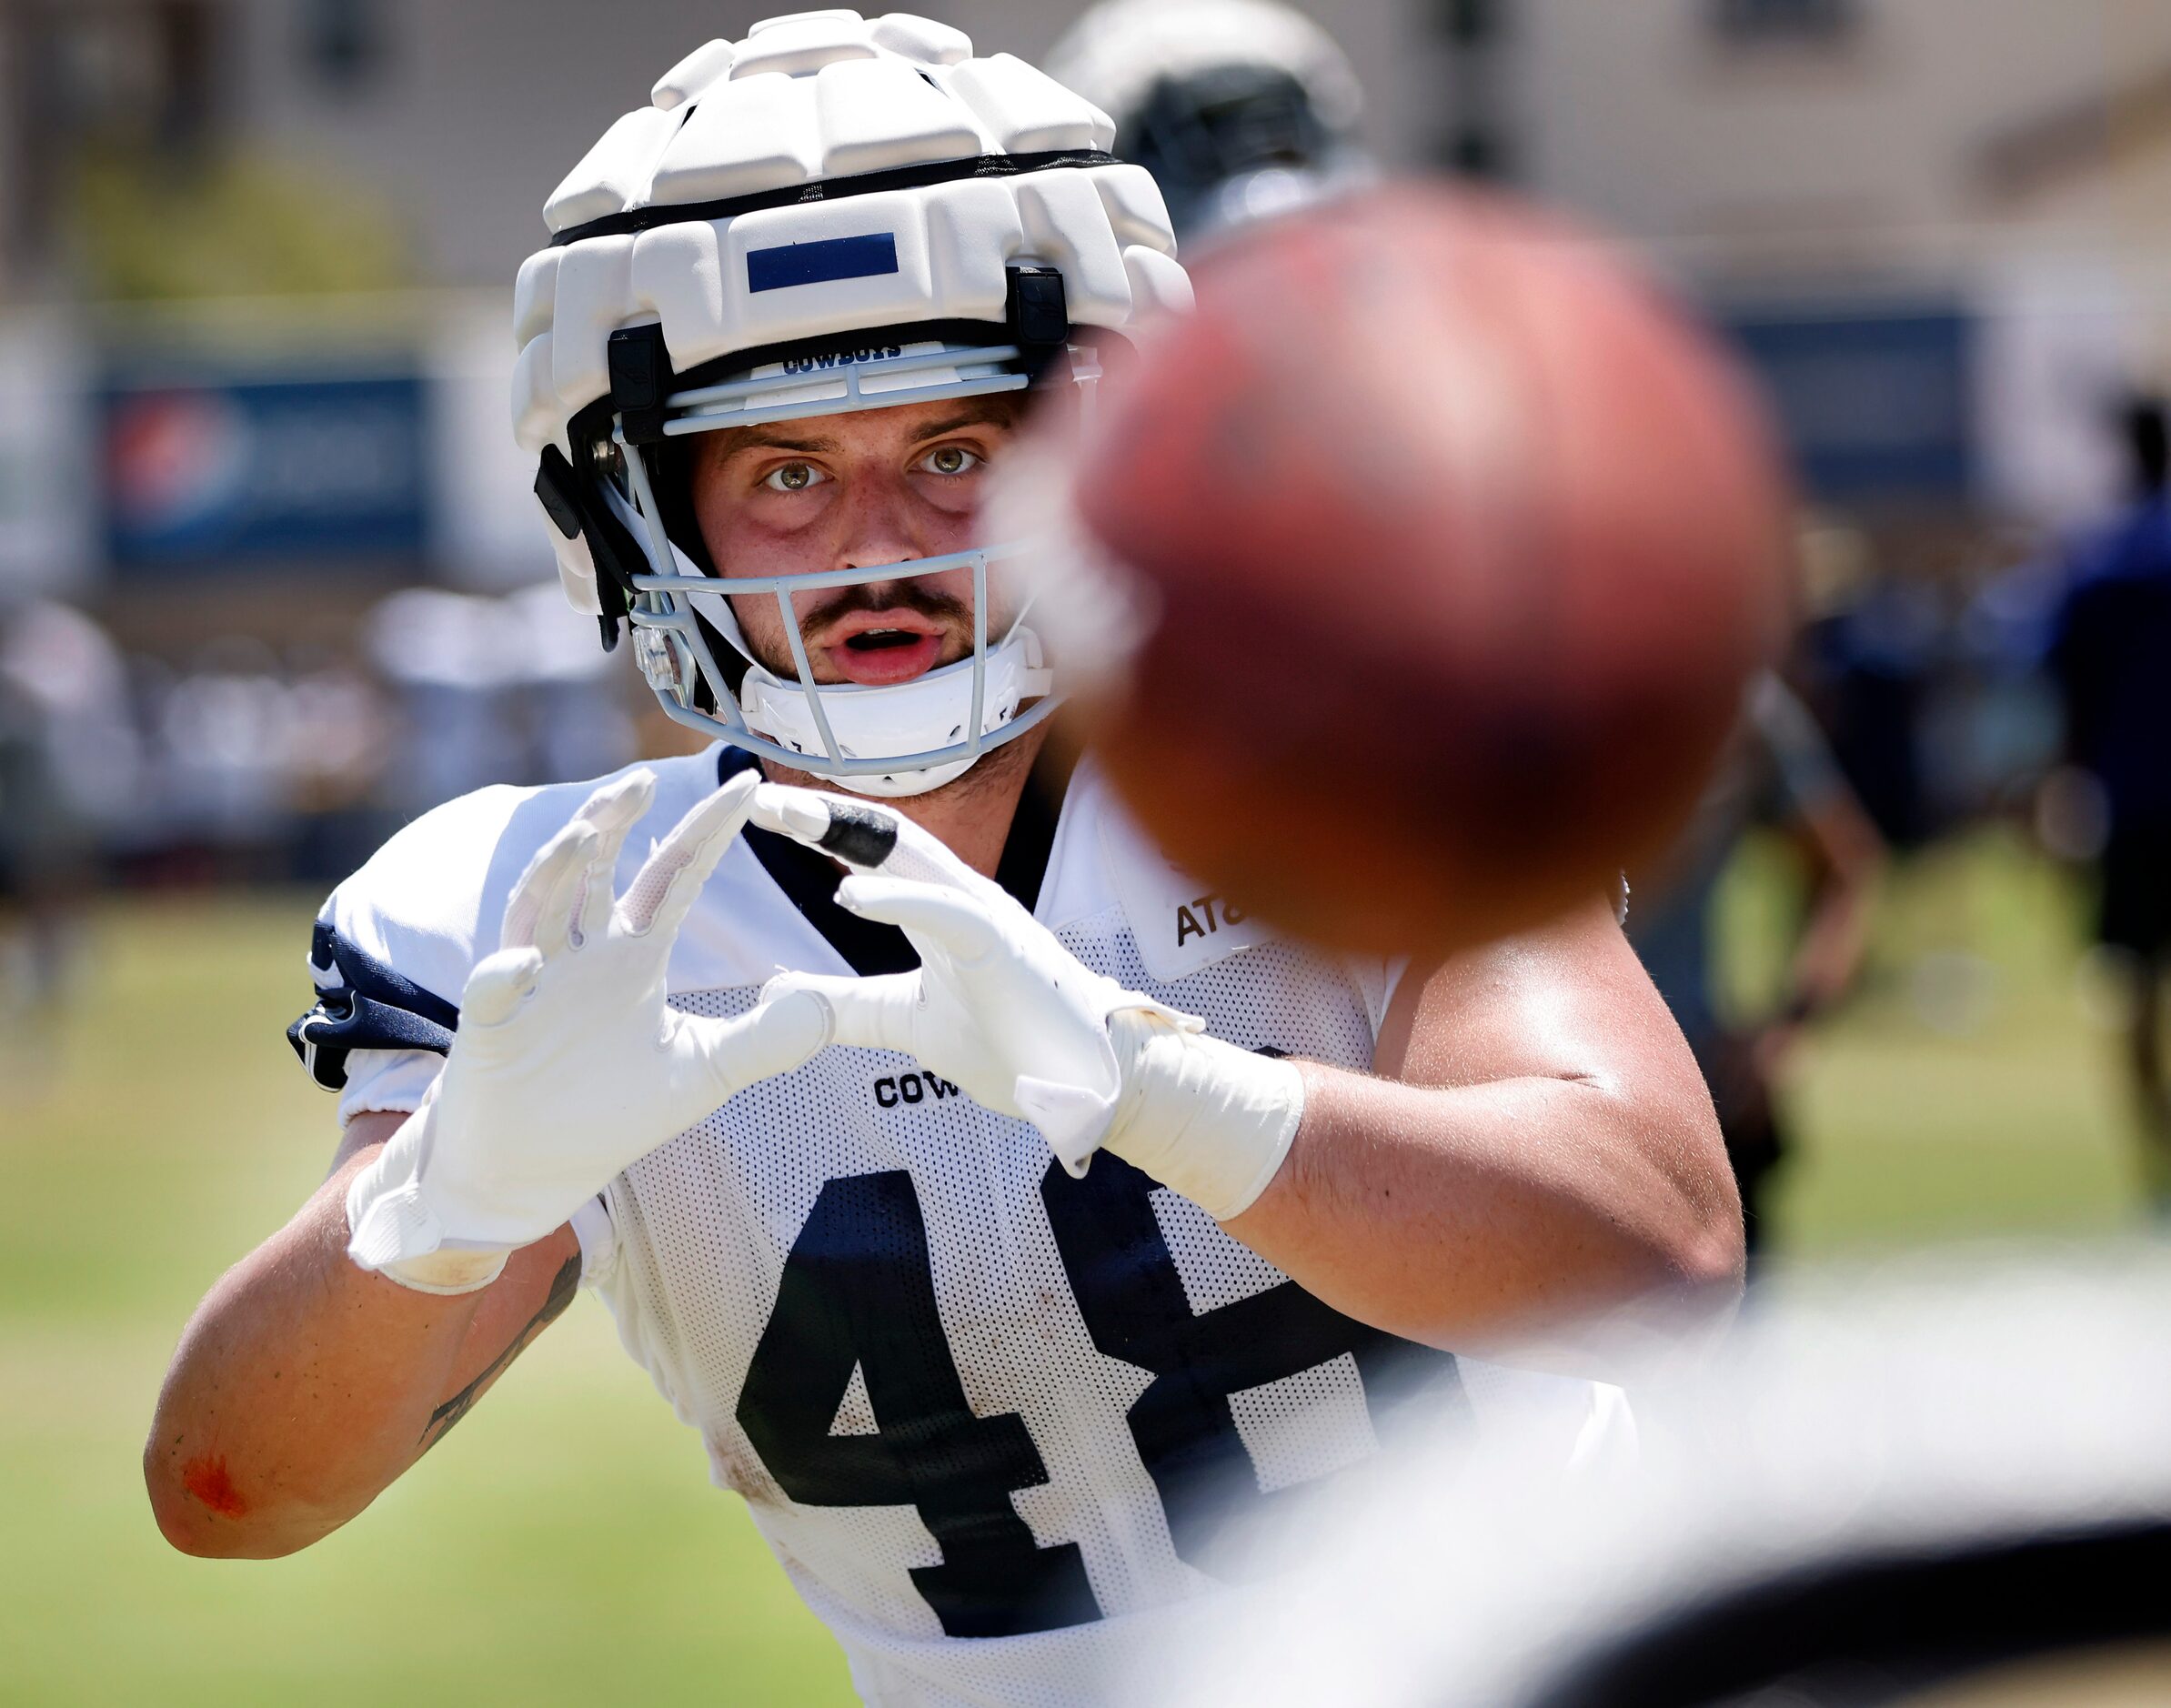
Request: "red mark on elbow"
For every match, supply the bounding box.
[181,1455,246,1519]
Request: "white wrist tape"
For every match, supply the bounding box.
[345,1109,511,1297]
[1098,1010,1306,1221]
[366,1243,510,1297]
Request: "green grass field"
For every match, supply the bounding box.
[0,834,2151,1703]
[1734,830,2151,1251]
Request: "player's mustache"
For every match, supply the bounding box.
[799,579,970,639]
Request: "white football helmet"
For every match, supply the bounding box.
[1043,0,1371,245]
[516,10,1191,796]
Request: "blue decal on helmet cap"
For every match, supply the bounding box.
[748,233,900,293]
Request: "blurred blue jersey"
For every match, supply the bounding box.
[2049,496,2171,827]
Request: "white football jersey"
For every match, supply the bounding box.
[292,747,1626,1707]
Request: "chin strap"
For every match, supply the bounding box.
[733,628,1051,797]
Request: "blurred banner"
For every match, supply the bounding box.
[0,294,546,596]
[1710,261,2166,523]
[0,276,2152,608]
[102,372,427,570]
[1724,301,1975,506]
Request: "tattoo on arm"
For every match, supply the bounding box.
[417,1254,582,1455]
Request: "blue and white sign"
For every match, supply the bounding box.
[1724,304,1975,505]
[102,373,427,568]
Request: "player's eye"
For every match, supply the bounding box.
[762,462,826,493]
[919,446,981,477]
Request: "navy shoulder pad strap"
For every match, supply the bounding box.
[287,919,462,1093]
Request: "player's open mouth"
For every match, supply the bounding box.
[818,613,949,687]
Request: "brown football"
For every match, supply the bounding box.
[1019,184,1794,960]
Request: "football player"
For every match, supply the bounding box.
[1043,0,1374,244]
[146,15,1740,1702]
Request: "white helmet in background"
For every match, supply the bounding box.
[515,10,1190,796]
[1043,0,1370,245]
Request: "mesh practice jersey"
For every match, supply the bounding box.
[292,747,1625,1707]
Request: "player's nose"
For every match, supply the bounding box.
[831,472,925,572]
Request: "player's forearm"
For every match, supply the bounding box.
[145,1152,572,1559]
[146,1157,477,1556]
[1222,1061,1743,1371]
[1786,801,1884,1015]
[1787,877,1877,1018]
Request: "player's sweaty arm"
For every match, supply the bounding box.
[147,769,830,1558]
[146,1117,581,1560]
[1222,895,1744,1365]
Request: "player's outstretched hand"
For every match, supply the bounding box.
[751,784,1305,1221]
[346,769,833,1293]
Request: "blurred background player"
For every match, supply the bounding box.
[1628,671,1885,1258]
[2044,396,2171,1207]
[1045,0,1372,245]
[0,597,139,1079]
[362,587,633,824]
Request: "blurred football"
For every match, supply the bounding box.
[1010,184,1793,959]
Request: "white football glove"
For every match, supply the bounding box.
[346,769,832,1293]
[752,784,1305,1221]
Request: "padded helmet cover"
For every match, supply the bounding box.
[513,9,1191,618]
